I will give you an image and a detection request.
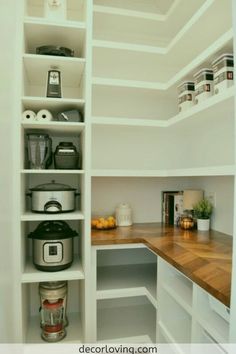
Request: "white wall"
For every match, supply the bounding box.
[0,0,17,343]
[92,176,234,235]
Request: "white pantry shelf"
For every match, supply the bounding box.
[97,302,156,343]
[24,17,86,28]
[93,39,165,54]
[26,312,83,343]
[24,19,85,58]
[161,279,192,315]
[21,211,84,221]
[167,85,234,126]
[22,258,84,283]
[91,165,235,178]
[93,30,233,86]
[21,169,84,174]
[92,86,234,127]
[22,96,85,111]
[23,54,85,87]
[93,0,231,66]
[22,121,85,134]
[97,263,157,308]
[92,77,165,90]
[93,5,165,21]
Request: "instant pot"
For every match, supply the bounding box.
[28,221,78,271]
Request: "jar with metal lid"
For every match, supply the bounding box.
[193,68,214,104]
[177,81,195,112]
[115,203,132,226]
[212,53,234,94]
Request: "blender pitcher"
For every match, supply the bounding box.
[27,133,52,169]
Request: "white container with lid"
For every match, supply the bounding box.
[212,53,234,94]
[177,81,195,112]
[115,203,132,226]
[193,68,214,104]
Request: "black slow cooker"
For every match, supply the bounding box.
[28,221,78,271]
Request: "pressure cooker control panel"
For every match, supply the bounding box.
[43,242,63,263]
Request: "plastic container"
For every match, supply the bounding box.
[177,82,195,112]
[212,53,234,94]
[193,68,214,104]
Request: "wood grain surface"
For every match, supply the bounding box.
[91,223,232,307]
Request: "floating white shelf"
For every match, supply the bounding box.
[23,54,85,87]
[21,211,84,221]
[97,263,157,308]
[22,258,84,283]
[97,302,156,343]
[22,121,85,134]
[26,312,83,343]
[21,169,84,174]
[22,96,85,111]
[91,165,235,178]
[24,19,86,58]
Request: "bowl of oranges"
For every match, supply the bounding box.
[91,216,116,230]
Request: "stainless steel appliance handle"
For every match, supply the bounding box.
[44,201,62,213]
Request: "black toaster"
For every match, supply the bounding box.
[54,142,80,169]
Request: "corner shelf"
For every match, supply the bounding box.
[97,263,157,308]
[97,299,156,343]
[92,85,234,127]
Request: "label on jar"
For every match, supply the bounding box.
[214,71,234,84]
[178,93,193,104]
[195,83,211,97]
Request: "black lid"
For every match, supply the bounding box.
[30,180,76,192]
[28,221,78,240]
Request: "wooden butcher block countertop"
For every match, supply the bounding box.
[91,223,232,307]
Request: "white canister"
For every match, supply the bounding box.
[177,82,195,112]
[212,53,234,94]
[115,203,132,226]
[193,68,214,104]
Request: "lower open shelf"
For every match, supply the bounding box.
[97,297,156,343]
[26,312,83,343]
[97,263,157,308]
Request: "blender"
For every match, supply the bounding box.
[27,133,52,169]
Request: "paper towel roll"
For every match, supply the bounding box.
[36,109,53,122]
[22,110,36,122]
